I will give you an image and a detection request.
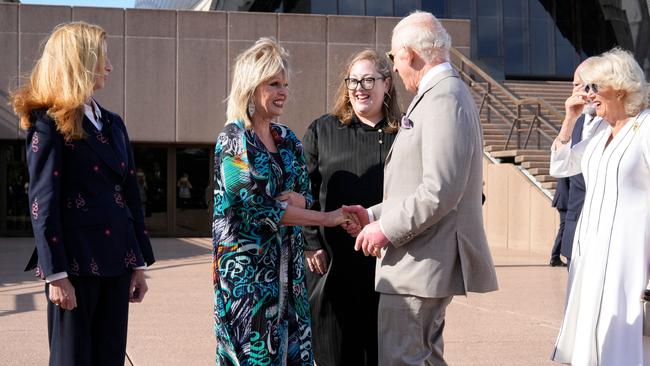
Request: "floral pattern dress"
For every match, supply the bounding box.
[212,119,314,366]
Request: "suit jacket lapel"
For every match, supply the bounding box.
[82,115,123,177]
[406,69,458,117]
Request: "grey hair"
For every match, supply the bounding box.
[392,11,451,64]
[579,47,648,117]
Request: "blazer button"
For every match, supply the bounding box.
[115,185,122,192]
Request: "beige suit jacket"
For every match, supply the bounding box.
[371,69,498,298]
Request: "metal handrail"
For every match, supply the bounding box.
[449,48,560,150]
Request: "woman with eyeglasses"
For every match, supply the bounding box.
[550,48,650,365]
[302,49,401,366]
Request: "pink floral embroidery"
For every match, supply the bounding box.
[53,170,59,177]
[114,192,125,208]
[129,169,135,175]
[124,249,137,268]
[31,133,40,152]
[51,236,58,243]
[70,258,80,275]
[93,165,100,172]
[35,266,45,279]
[143,229,149,236]
[31,198,39,220]
[64,141,75,150]
[90,258,100,275]
[96,131,109,144]
[75,193,86,209]
[120,161,126,169]
[105,228,111,236]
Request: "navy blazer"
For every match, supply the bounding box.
[565,115,587,221]
[25,104,155,278]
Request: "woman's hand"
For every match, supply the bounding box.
[564,83,588,122]
[323,208,357,227]
[305,249,329,275]
[129,269,148,303]
[49,278,77,310]
[276,191,307,209]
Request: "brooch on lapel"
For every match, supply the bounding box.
[401,115,414,130]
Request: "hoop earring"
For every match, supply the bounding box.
[383,92,391,110]
[247,100,256,116]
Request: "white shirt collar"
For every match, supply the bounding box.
[84,99,103,131]
[417,62,453,95]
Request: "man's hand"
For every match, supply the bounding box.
[305,249,329,275]
[354,221,390,257]
[276,191,306,209]
[342,205,369,237]
[129,269,148,303]
[49,277,77,310]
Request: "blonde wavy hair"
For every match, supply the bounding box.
[10,21,107,141]
[226,37,290,129]
[579,47,648,117]
[332,49,401,133]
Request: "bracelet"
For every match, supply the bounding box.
[558,136,570,144]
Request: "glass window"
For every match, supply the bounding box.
[504,17,526,75]
[503,0,524,18]
[422,0,445,17]
[450,0,471,17]
[339,0,363,15]
[394,0,418,17]
[2,141,31,235]
[555,25,578,78]
[477,16,499,58]
[477,0,497,17]
[175,147,211,236]
[530,18,553,75]
[529,0,550,19]
[367,0,392,16]
[310,0,337,14]
[133,146,168,235]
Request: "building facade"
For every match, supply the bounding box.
[0,4,471,236]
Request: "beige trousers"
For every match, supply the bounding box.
[378,294,453,366]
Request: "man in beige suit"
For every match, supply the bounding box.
[344,11,498,366]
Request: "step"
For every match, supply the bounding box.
[534,175,556,183]
[527,167,549,175]
[483,145,506,152]
[515,155,550,163]
[521,161,550,169]
[490,149,548,158]
[541,181,557,189]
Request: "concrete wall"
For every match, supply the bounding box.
[482,157,559,256]
[0,3,471,143]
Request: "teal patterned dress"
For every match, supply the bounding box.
[212,119,314,365]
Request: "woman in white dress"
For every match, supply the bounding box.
[550,48,650,365]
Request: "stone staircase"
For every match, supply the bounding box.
[450,48,573,196]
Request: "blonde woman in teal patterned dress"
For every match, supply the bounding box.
[212,38,353,365]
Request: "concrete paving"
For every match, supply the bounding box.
[0,238,567,365]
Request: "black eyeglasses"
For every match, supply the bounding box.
[584,83,599,94]
[345,76,385,90]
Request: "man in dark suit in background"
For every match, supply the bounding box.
[550,62,602,270]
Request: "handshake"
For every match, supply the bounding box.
[304,204,390,275]
[327,205,390,258]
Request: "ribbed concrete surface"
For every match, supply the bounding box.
[0,238,566,365]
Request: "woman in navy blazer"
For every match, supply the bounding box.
[10,22,155,366]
